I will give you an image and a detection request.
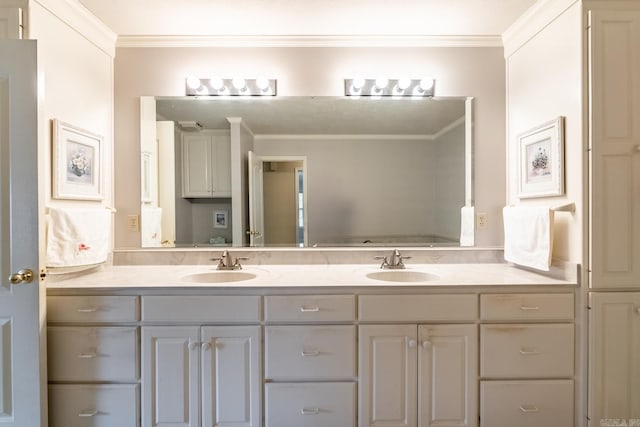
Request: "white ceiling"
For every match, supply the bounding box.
[77,0,537,38]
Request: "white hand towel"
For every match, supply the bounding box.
[46,207,111,267]
[503,206,554,271]
[141,207,163,247]
[460,206,475,247]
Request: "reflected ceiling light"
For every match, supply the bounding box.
[185,77,277,96]
[344,78,436,97]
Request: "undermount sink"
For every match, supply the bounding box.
[366,270,439,283]
[181,271,257,284]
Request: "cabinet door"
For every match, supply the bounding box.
[142,326,200,427]
[211,135,231,196]
[359,325,417,427]
[201,326,261,427]
[589,10,640,289]
[589,292,640,424]
[182,134,213,197]
[419,325,478,427]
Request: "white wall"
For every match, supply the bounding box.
[114,46,506,248]
[504,0,583,263]
[27,0,116,253]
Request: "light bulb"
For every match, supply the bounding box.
[351,77,366,90]
[256,77,270,91]
[419,78,434,92]
[232,77,246,90]
[209,76,224,91]
[397,78,412,90]
[186,76,201,90]
[375,77,389,89]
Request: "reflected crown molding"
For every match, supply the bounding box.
[116,34,503,48]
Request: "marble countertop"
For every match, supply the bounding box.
[45,262,578,290]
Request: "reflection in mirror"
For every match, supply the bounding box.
[140,96,474,248]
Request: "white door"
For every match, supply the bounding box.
[418,325,478,427]
[589,292,640,424]
[247,151,265,247]
[359,325,417,427]
[142,326,200,427]
[201,326,261,427]
[0,8,22,40]
[0,40,42,427]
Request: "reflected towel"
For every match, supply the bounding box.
[46,207,111,267]
[460,206,475,247]
[141,206,162,247]
[503,206,554,271]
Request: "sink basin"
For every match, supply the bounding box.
[366,270,439,283]
[182,271,257,283]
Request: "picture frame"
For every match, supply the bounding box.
[52,119,104,201]
[517,116,565,199]
[214,210,228,229]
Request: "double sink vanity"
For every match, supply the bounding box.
[45,248,578,427]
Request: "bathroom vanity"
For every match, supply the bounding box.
[45,259,578,427]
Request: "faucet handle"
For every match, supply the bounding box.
[374,256,389,269]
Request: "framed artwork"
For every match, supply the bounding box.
[517,116,565,199]
[52,119,103,200]
[214,210,228,229]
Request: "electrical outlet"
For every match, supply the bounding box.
[476,213,488,229]
[128,214,139,232]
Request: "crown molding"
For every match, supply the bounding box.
[502,0,579,58]
[116,34,503,48]
[30,0,117,57]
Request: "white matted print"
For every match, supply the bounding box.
[214,210,228,228]
[52,119,103,200]
[517,117,565,199]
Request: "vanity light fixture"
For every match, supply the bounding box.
[344,78,436,97]
[185,77,277,96]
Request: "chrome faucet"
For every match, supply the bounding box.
[375,249,411,269]
[212,250,248,270]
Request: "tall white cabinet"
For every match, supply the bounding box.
[588,5,640,426]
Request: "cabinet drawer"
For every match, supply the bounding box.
[265,325,356,380]
[265,295,355,322]
[48,384,139,427]
[480,380,573,427]
[359,294,477,322]
[48,296,139,323]
[480,324,574,378]
[480,293,574,321]
[142,295,260,322]
[265,382,355,427]
[48,326,139,382]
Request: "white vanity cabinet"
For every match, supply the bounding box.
[264,295,357,427]
[181,131,231,198]
[141,296,261,427]
[479,293,575,427]
[46,296,141,427]
[358,294,479,427]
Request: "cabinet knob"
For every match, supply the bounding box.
[300,407,320,415]
[202,342,211,351]
[78,410,98,417]
[422,340,431,349]
[519,405,539,413]
[634,144,640,153]
[408,339,417,348]
[636,307,640,315]
[189,340,200,350]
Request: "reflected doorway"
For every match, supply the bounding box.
[248,153,308,247]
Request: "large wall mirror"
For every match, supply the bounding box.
[140,96,474,248]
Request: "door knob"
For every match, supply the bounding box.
[8,269,34,284]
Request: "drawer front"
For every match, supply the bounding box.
[48,384,139,427]
[265,382,355,427]
[48,296,139,323]
[480,380,573,427]
[359,294,478,322]
[142,295,260,322]
[265,325,356,380]
[480,293,574,321]
[480,324,574,378]
[48,326,139,382]
[265,295,355,322]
